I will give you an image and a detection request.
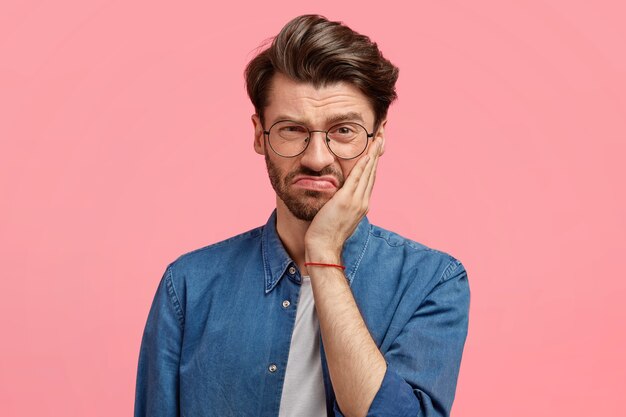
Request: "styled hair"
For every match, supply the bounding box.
[245,14,399,130]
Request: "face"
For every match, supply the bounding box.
[252,73,385,221]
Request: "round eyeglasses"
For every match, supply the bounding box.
[263,120,374,160]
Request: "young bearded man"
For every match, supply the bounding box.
[134,14,470,417]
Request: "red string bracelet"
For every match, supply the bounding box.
[304,262,346,271]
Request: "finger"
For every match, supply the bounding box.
[340,136,379,196]
[363,142,381,201]
[356,138,381,199]
[341,152,371,194]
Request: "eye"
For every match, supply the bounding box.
[328,124,359,139]
[275,122,308,135]
[281,125,307,133]
[274,122,308,140]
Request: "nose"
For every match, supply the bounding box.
[299,131,335,171]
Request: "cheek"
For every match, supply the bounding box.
[340,160,360,181]
[267,155,298,179]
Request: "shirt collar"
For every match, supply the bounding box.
[261,209,371,294]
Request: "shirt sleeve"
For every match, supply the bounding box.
[134,265,184,417]
[337,258,470,417]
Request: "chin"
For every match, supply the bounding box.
[281,193,329,222]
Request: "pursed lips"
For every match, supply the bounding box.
[292,175,339,190]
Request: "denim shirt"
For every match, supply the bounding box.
[134,210,470,417]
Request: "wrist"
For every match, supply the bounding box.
[304,262,346,271]
[304,247,342,265]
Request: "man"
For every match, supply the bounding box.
[135,14,469,417]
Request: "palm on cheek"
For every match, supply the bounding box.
[305,138,382,256]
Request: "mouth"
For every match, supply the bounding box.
[292,176,339,190]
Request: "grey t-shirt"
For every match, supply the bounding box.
[278,275,327,416]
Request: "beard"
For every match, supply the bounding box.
[265,153,345,221]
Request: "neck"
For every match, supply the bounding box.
[274,198,310,271]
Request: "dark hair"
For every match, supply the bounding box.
[245,15,399,130]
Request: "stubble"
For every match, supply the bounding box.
[265,153,344,221]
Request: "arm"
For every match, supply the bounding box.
[309,256,469,417]
[307,259,387,417]
[134,265,183,417]
[305,137,385,417]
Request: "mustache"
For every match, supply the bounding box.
[284,166,344,186]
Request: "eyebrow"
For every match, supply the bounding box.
[325,112,366,125]
[270,111,366,127]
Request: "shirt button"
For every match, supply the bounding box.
[288,266,296,275]
[268,364,278,373]
[282,300,291,308]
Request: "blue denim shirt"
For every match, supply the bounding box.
[135,210,470,417]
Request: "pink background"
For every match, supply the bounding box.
[1,1,625,416]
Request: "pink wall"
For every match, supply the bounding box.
[1,1,624,416]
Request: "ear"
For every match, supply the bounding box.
[375,119,387,156]
[252,114,265,155]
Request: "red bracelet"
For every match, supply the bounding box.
[304,262,346,270]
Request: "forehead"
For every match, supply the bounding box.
[264,73,374,126]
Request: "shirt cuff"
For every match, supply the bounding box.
[331,365,421,417]
[365,364,421,416]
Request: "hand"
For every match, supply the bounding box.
[304,137,383,262]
